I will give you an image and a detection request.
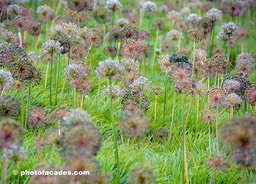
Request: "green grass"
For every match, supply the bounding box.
[1,0,256,184]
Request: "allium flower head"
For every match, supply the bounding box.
[119,109,149,139]
[225,75,251,95]
[36,5,54,21]
[222,1,243,17]
[236,52,255,64]
[167,10,181,22]
[245,83,256,106]
[0,118,23,150]
[223,79,241,94]
[186,13,201,27]
[106,0,122,12]
[104,45,117,58]
[206,155,228,171]
[188,28,204,41]
[7,4,23,16]
[128,164,156,184]
[153,19,164,29]
[129,76,150,94]
[222,115,256,168]
[116,18,129,28]
[28,108,46,128]
[0,95,21,118]
[203,109,215,124]
[64,64,88,81]
[217,22,238,42]
[4,144,27,162]
[0,69,14,91]
[63,109,92,127]
[42,40,63,57]
[61,124,101,156]
[235,59,253,78]
[28,21,42,36]
[13,15,28,32]
[208,88,225,108]
[94,8,111,24]
[158,54,171,73]
[141,1,158,14]
[121,58,139,73]
[206,8,222,22]
[193,81,206,96]
[167,30,182,41]
[222,93,242,109]
[102,85,123,99]
[67,0,94,12]
[95,58,124,79]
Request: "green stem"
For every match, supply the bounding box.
[50,56,53,108]
[109,78,121,184]
[215,106,219,155]
[26,83,31,129]
[164,74,168,117]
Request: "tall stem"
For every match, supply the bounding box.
[2,157,7,184]
[208,124,212,155]
[152,28,159,71]
[164,73,168,117]
[215,106,219,155]
[26,83,31,128]
[38,128,42,162]
[154,95,157,120]
[50,56,53,107]
[109,78,121,184]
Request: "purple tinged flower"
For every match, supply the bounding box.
[129,76,150,94]
[0,69,14,91]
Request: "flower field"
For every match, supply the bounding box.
[0,0,255,183]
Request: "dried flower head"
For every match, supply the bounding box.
[222,1,243,17]
[186,13,201,28]
[193,81,206,96]
[206,8,222,23]
[129,76,150,94]
[121,58,140,73]
[96,58,124,79]
[0,69,14,91]
[128,164,156,184]
[4,144,27,162]
[208,88,225,108]
[206,155,228,171]
[106,0,122,12]
[7,4,23,16]
[36,5,54,21]
[223,79,241,94]
[222,93,242,109]
[167,10,181,22]
[61,124,101,156]
[245,83,256,106]
[222,115,256,168]
[102,85,123,99]
[63,109,92,127]
[28,108,46,128]
[67,0,94,12]
[119,109,149,139]
[217,22,238,42]
[167,30,182,41]
[203,109,216,124]
[94,8,111,24]
[42,40,62,57]
[0,118,23,150]
[141,1,158,14]
[188,28,204,41]
[158,54,171,73]
[0,95,21,118]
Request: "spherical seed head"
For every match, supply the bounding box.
[102,85,123,99]
[13,15,28,32]
[236,52,255,64]
[223,79,241,94]
[203,109,216,124]
[193,81,206,96]
[128,164,156,184]
[7,4,23,16]
[28,108,46,128]
[158,54,171,73]
[122,25,139,40]
[4,144,27,162]
[188,28,204,41]
[129,76,150,94]
[53,106,71,124]
[73,79,92,95]
[106,0,122,12]
[61,124,101,156]
[64,64,88,81]
[206,8,222,22]
[94,8,111,24]
[217,22,238,42]
[206,155,228,171]
[167,29,182,41]
[235,59,253,78]
[0,118,23,150]
[36,5,54,21]
[154,19,164,29]
[222,93,242,109]
[28,21,41,36]
[42,40,62,57]
[167,10,181,22]
[245,83,256,106]
[186,13,201,27]
[119,109,150,139]
[190,49,207,63]
[225,75,251,95]
[152,87,162,96]
[222,115,256,168]
[63,108,92,127]
[0,69,14,91]
[121,58,140,73]
[208,88,225,108]
[222,1,243,17]
[0,95,21,118]
[63,154,101,183]
[104,45,117,57]
[68,0,94,12]
[116,18,129,28]
[141,1,158,14]
[96,58,124,79]
[122,93,150,112]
